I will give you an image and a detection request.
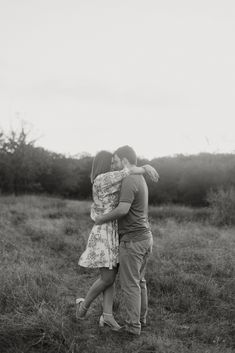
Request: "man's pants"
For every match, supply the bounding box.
[119,237,153,335]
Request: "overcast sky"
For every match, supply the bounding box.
[0,0,234,159]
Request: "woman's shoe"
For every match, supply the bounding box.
[75,298,88,320]
[99,313,122,331]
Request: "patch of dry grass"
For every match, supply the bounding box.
[149,205,210,223]
[0,195,234,353]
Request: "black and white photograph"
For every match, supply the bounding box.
[0,1,234,352]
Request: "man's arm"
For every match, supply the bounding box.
[95,202,131,225]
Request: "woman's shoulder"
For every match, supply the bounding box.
[94,172,109,183]
[93,169,129,189]
[94,171,121,182]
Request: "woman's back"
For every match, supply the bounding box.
[90,169,130,220]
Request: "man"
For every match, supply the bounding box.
[95,145,159,335]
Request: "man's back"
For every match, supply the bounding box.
[118,174,151,241]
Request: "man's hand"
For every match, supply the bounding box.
[143,165,159,182]
[94,215,103,225]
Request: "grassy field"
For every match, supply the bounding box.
[0,195,234,353]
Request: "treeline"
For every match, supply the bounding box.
[148,153,235,206]
[0,128,92,199]
[0,128,235,206]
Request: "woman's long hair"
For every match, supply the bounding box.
[90,150,113,183]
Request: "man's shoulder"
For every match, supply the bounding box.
[123,174,143,183]
[122,174,146,190]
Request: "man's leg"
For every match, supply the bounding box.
[119,239,152,335]
[140,237,153,325]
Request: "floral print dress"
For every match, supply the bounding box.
[78,168,130,269]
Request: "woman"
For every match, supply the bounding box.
[76,150,157,330]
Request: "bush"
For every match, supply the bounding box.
[207,187,235,226]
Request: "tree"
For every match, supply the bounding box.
[0,127,38,194]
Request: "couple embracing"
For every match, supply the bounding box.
[76,145,159,336]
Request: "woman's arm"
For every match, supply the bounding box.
[142,165,159,182]
[128,165,159,182]
[96,168,130,190]
[95,164,159,197]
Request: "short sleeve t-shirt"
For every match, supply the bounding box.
[118,174,152,242]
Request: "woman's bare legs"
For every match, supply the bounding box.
[103,282,115,314]
[76,267,121,330]
[77,267,117,316]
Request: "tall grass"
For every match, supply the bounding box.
[0,195,234,353]
[148,205,210,223]
[207,187,235,226]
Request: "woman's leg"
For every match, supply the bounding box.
[103,283,115,314]
[101,268,122,330]
[78,267,117,315]
[102,266,118,314]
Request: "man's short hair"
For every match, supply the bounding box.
[114,145,137,165]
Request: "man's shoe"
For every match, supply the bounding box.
[123,326,140,336]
